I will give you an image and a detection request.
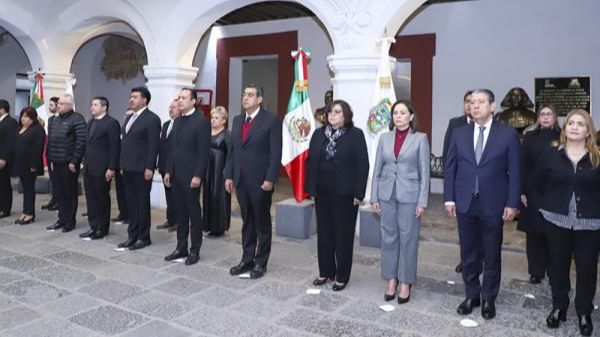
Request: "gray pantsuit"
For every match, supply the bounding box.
[371,130,430,283]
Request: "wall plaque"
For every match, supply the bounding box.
[534,77,591,116]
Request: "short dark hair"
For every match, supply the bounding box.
[92,96,110,112]
[389,99,419,132]
[131,87,151,104]
[181,88,197,101]
[463,90,473,101]
[244,83,264,98]
[471,89,495,103]
[49,96,59,104]
[19,106,39,126]
[0,99,9,114]
[325,99,354,128]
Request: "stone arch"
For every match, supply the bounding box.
[0,2,43,69]
[382,0,429,38]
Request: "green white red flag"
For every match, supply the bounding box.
[282,48,315,202]
[31,72,48,130]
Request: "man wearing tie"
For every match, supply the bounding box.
[79,97,120,240]
[163,88,211,265]
[225,84,282,279]
[118,87,161,250]
[444,89,521,320]
[157,99,181,232]
[0,100,18,218]
[42,97,60,212]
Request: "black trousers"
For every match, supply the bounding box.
[19,172,36,216]
[84,173,111,234]
[47,162,57,203]
[53,163,79,227]
[314,190,358,284]
[456,197,504,302]
[115,171,128,219]
[545,220,600,315]
[122,171,151,242]
[236,176,273,267]
[161,173,176,225]
[172,178,202,253]
[525,232,548,278]
[0,166,12,214]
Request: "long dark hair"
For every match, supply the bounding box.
[389,99,419,132]
[325,99,354,128]
[19,107,40,127]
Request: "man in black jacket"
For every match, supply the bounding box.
[42,96,59,211]
[0,100,18,218]
[225,84,282,279]
[157,99,181,232]
[163,88,210,265]
[46,94,87,232]
[117,87,161,251]
[79,97,120,240]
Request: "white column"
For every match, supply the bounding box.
[143,65,199,122]
[143,64,198,208]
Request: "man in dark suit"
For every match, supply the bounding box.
[443,90,473,274]
[156,99,181,232]
[444,89,521,320]
[79,97,120,240]
[225,84,282,279]
[111,109,133,226]
[163,88,211,265]
[0,100,18,218]
[42,96,59,211]
[118,87,161,250]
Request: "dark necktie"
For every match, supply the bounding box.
[245,116,252,124]
[89,120,97,139]
[474,126,485,194]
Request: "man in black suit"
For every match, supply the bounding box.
[111,109,133,226]
[117,87,161,250]
[79,97,120,240]
[443,90,472,274]
[42,96,59,211]
[163,88,211,265]
[0,100,18,218]
[157,99,181,232]
[225,84,282,279]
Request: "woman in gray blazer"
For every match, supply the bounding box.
[371,100,430,304]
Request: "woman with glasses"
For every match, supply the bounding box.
[305,99,369,291]
[517,104,560,284]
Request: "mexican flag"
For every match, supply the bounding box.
[31,72,48,131]
[282,49,315,203]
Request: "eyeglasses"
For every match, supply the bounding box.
[328,109,343,115]
[539,112,554,117]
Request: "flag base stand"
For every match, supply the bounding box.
[359,205,381,248]
[275,198,316,239]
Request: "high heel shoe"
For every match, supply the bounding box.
[546,308,567,329]
[312,276,334,286]
[19,216,35,225]
[577,313,593,336]
[332,282,346,291]
[384,279,398,302]
[397,284,411,305]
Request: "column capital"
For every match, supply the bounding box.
[327,54,396,85]
[143,65,199,88]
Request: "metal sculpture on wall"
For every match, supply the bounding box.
[494,87,537,134]
[314,89,333,126]
[100,36,147,83]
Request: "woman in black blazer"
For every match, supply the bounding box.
[305,99,369,291]
[12,107,46,224]
[537,109,600,336]
[517,104,560,284]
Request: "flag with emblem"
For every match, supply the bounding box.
[31,72,48,130]
[282,48,315,203]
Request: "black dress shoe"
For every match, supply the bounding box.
[332,282,347,291]
[481,300,496,320]
[79,229,95,238]
[185,252,200,265]
[164,249,188,262]
[46,222,64,230]
[313,276,334,286]
[230,261,255,275]
[0,211,9,218]
[47,204,59,211]
[578,314,593,336]
[61,225,75,233]
[117,238,136,248]
[457,298,481,315]
[529,275,543,284]
[41,200,56,210]
[546,307,567,328]
[250,265,266,279]
[157,222,175,230]
[89,231,107,240]
[129,240,151,250]
[111,215,129,225]
[455,262,462,273]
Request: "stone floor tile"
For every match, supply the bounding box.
[0,271,25,285]
[378,307,455,336]
[246,279,305,302]
[0,255,52,272]
[5,318,102,337]
[119,320,193,337]
[69,305,147,335]
[0,306,42,330]
[78,279,145,304]
[94,263,174,287]
[39,294,102,317]
[120,291,194,320]
[43,250,108,270]
[189,285,245,308]
[337,299,389,323]
[152,277,211,298]
[229,296,291,320]
[110,251,167,269]
[0,279,69,305]
[295,291,351,313]
[27,265,96,289]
